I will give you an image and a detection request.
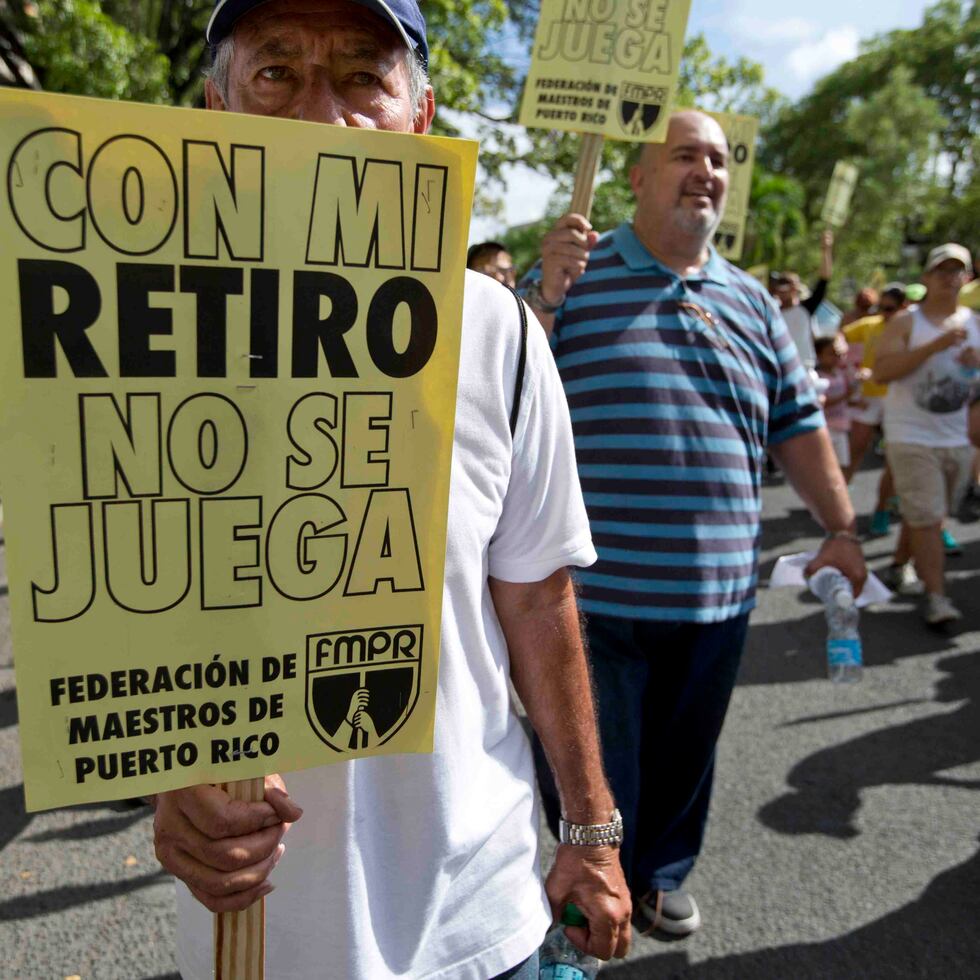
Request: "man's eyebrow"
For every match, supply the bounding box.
[336,39,394,61]
[243,37,303,66]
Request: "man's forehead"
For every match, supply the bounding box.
[666,115,727,153]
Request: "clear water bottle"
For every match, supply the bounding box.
[808,566,863,683]
[539,903,600,980]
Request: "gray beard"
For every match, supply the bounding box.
[669,203,722,243]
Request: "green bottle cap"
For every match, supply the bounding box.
[561,903,588,927]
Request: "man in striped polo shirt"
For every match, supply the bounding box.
[522,110,866,938]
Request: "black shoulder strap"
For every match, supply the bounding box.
[506,286,528,438]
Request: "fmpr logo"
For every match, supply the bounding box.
[305,624,422,752]
[618,82,668,137]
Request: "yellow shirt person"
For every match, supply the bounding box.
[844,314,890,398]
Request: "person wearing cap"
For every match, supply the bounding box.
[842,283,908,535]
[467,240,518,288]
[149,4,631,979]
[874,243,979,626]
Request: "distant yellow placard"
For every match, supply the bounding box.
[519,0,693,142]
[821,160,859,227]
[707,111,759,262]
[0,90,477,811]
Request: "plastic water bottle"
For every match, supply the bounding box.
[539,904,600,980]
[808,567,863,683]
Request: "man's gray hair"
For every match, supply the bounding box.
[206,36,430,120]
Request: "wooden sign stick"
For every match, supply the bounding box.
[215,777,266,980]
[569,133,604,219]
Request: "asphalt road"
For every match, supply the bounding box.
[1,457,978,979]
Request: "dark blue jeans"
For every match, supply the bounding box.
[535,611,750,895]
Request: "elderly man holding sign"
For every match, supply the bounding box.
[523,110,866,937]
[149,1,630,978]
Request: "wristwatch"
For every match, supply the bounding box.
[524,280,565,314]
[559,808,624,847]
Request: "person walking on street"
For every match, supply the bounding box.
[522,110,866,939]
[874,243,979,626]
[149,3,632,978]
[843,283,908,534]
[815,333,860,470]
[768,230,835,370]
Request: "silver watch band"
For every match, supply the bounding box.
[525,280,565,314]
[558,808,623,846]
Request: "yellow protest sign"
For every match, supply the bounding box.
[821,160,859,227]
[518,0,693,142]
[707,111,759,262]
[0,90,477,811]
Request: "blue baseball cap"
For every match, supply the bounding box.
[206,0,429,69]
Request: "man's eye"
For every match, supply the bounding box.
[259,66,290,82]
[350,72,380,86]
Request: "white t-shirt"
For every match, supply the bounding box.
[175,272,597,980]
[781,304,816,370]
[884,305,980,447]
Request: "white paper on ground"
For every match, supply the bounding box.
[769,551,893,607]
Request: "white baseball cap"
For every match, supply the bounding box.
[924,243,972,272]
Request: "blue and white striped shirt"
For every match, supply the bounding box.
[524,223,823,622]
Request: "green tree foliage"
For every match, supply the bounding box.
[100,0,213,105]
[741,170,806,270]
[761,0,978,292]
[20,0,170,102]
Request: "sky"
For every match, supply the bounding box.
[467,0,932,244]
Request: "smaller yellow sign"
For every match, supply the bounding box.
[519,0,693,143]
[707,111,759,262]
[821,161,859,227]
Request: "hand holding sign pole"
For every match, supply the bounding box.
[519,0,694,219]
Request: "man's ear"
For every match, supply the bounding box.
[629,163,643,197]
[204,78,227,112]
[414,86,436,135]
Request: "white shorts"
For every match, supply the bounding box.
[829,428,851,468]
[850,396,885,427]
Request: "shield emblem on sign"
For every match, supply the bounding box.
[619,100,662,137]
[305,624,423,753]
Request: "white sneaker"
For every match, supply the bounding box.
[885,561,923,596]
[924,593,962,626]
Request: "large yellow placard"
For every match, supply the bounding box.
[0,90,477,811]
[708,111,759,262]
[518,0,693,142]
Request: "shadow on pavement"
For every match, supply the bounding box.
[26,808,148,843]
[758,651,979,839]
[0,686,16,728]
[605,841,980,979]
[0,869,168,921]
[737,605,960,687]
